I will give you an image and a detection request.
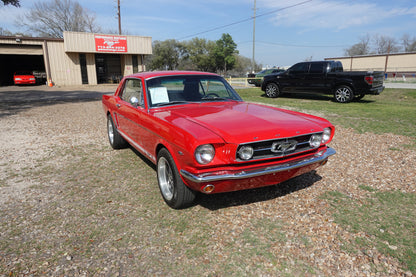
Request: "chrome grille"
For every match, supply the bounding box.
[236,132,323,161]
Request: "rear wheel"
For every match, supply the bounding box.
[334,85,354,103]
[157,148,196,209]
[265,83,280,98]
[107,114,128,149]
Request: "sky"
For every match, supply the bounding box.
[1,0,416,68]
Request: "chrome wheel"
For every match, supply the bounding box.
[107,117,115,145]
[157,157,174,201]
[334,86,353,103]
[106,115,127,149]
[265,83,279,98]
[156,148,196,209]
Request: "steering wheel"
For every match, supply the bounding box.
[203,93,220,99]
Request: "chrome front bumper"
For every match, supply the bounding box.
[180,147,336,183]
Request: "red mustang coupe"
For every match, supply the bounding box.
[13,71,36,85]
[102,71,336,209]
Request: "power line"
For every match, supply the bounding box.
[177,0,313,40]
[256,40,348,48]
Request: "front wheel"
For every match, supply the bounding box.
[157,148,196,209]
[334,85,354,103]
[265,83,280,98]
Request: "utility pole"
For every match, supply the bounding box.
[252,0,256,73]
[117,0,122,34]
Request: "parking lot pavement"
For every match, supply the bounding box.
[0,84,118,104]
[384,82,416,89]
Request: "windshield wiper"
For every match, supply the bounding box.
[154,101,189,107]
[200,97,229,101]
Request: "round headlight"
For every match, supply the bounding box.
[309,134,322,148]
[322,128,331,143]
[238,145,254,160]
[195,144,215,164]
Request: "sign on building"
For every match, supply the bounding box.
[95,35,127,53]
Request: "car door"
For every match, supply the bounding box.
[303,62,327,91]
[114,78,145,147]
[285,62,310,91]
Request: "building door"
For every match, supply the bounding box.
[95,54,122,84]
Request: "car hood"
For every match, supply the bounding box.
[155,102,329,144]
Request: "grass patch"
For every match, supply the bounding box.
[236,88,416,144]
[322,189,416,274]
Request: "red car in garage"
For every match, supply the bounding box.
[13,71,36,85]
[102,71,336,209]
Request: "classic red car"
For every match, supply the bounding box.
[102,71,336,209]
[13,71,36,85]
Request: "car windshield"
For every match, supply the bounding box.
[146,75,242,107]
[15,71,32,75]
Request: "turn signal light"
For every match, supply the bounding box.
[202,184,215,193]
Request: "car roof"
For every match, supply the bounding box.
[125,71,219,80]
[14,71,33,75]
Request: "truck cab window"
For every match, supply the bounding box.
[309,63,324,74]
[290,63,309,74]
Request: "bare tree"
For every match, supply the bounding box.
[344,34,371,56]
[0,27,12,35]
[373,34,400,54]
[16,0,101,38]
[401,33,416,52]
[1,0,20,7]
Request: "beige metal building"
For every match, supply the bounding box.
[0,31,152,86]
[326,52,416,77]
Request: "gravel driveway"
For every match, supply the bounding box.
[0,85,415,276]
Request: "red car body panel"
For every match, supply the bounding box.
[102,71,335,194]
[14,71,36,85]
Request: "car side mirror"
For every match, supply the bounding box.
[130,96,139,107]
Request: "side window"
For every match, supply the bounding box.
[309,63,324,74]
[120,79,144,107]
[290,63,309,74]
[336,61,343,72]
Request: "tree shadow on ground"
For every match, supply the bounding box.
[0,85,115,118]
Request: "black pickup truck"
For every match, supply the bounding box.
[261,61,385,103]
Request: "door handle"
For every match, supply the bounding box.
[116,104,121,108]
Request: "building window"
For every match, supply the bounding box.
[79,54,88,84]
[132,55,139,73]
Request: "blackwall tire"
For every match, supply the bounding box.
[157,148,196,209]
[107,115,128,149]
[265,83,280,98]
[334,85,354,103]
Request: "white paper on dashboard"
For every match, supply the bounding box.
[149,87,169,104]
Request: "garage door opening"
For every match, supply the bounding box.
[95,54,122,84]
[0,54,46,86]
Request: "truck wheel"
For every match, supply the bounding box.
[334,85,354,103]
[265,83,280,98]
[107,114,128,149]
[157,148,196,209]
